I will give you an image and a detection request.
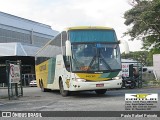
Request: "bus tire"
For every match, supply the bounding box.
[39,79,41,88]
[40,80,47,92]
[59,79,69,97]
[95,89,106,95]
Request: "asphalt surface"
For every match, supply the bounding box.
[0,87,160,120]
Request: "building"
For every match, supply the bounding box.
[0,12,58,46]
[0,11,59,85]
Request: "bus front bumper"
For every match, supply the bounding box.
[69,79,122,91]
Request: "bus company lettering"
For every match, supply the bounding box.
[39,64,46,71]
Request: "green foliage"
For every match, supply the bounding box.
[121,51,152,66]
[124,0,160,52]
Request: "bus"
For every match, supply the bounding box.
[35,26,122,96]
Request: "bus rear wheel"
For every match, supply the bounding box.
[40,80,47,92]
[95,89,106,95]
[59,80,69,97]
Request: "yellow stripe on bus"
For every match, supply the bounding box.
[36,60,49,88]
[76,73,110,81]
[66,26,113,31]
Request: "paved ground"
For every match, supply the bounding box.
[0,87,160,119]
[0,87,160,110]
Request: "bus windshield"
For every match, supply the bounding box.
[71,43,121,72]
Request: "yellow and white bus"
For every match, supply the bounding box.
[35,26,122,96]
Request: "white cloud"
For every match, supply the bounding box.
[0,0,142,51]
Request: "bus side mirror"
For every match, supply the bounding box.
[119,40,129,54]
[65,40,71,56]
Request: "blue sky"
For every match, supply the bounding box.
[0,0,143,52]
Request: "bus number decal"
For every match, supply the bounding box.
[65,79,70,88]
[86,75,95,78]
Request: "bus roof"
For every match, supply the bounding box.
[66,26,114,31]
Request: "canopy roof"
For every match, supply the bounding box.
[0,42,40,56]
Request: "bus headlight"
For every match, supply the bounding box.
[112,76,122,80]
[75,78,86,82]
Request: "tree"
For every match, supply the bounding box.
[121,51,152,66]
[124,0,160,52]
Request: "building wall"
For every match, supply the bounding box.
[153,54,160,80]
[0,12,59,81]
[0,27,31,43]
[0,27,52,46]
[0,12,58,46]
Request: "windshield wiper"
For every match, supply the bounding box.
[88,54,112,71]
[100,56,112,70]
[88,55,97,71]
[100,52,112,70]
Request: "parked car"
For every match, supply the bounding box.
[29,80,37,87]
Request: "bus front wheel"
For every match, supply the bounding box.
[59,80,69,97]
[95,89,106,95]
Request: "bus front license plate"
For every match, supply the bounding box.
[96,84,104,87]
